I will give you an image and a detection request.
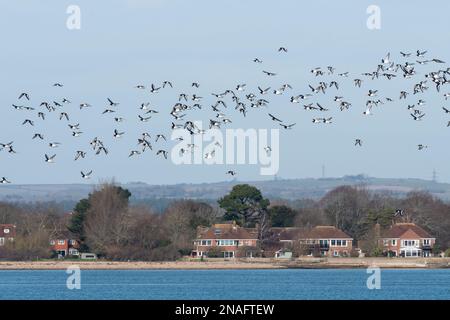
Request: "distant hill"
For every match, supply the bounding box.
[1,176,450,207]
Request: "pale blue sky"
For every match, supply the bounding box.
[1,0,450,184]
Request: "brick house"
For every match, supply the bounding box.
[192,221,258,258]
[50,232,80,257]
[378,223,436,257]
[274,226,354,257]
[0,224,16,246]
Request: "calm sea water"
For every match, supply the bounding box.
[0,269,449,300]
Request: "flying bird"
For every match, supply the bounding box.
[81,171,93,179]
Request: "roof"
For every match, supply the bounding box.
[381,223,433,239]
[197,223,257,240]
[303,226,353,239]
[50,230,76,240]
[272,227,304,241]
[274,226,352,241]
[0,224,16,237]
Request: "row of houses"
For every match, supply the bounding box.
[1,221,437,259]
[192,221,436,258]
[0,224,80,258]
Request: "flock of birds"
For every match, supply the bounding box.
[1,48,450,184]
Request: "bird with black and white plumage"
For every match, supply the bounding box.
[107,98,119,106]
[44,154,56,163]
[149,83,161,93]
[138,115,151,122]
[411,113,425,121]
[162,81,173,88]
[79,102,91,109]
[279,123,296,129]
[81,170,93,179]
[18,92,30,100]
[72,131,83,137]
[0,177,11,184]
[113,129,125,138]
[268,113,282,122]
[49,142,61,148]
[59,112,69,121]
[0,142,16,154]
[32,133,44,140]
[418,144,428,151]
[37,112,45,120]
[74,151,86,161]
[262,70,276,76]
[156,150,168,159]
[155,134,166,142]
[5,49,450,181]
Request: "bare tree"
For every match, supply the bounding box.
[83,183,132,255]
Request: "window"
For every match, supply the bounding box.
[200,240,212,246]
[392,240,397,246]
[0,237,4,246]
[336,240,342,246]
[342,240,347,246]
[423,239,430,246]
[331,240,336,246]
[383,240,388,246]
[214,229,221,236]
[217,240,238,246]
[403,240,416,247]
[223,251,234,258]
[333,251,339,257]
[69,240,77,245]
[58,240,65,245]
[50,240,55,245]
[3,228,10,234]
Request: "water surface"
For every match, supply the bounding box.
[0,269,449,300]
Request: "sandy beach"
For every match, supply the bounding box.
[0,258,449,270]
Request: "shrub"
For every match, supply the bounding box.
[236,246,260,258]
[445,248,450,257]
[350,249,360,257]
[206,247,223,258]
[371,246,384,257]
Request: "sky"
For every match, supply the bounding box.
[1,0,450,185]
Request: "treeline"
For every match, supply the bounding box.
[1,183,449,260]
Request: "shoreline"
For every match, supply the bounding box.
[0,258,449,270]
